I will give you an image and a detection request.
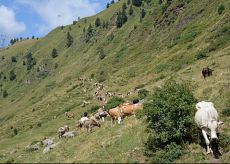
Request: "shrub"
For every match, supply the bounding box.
[129,5,134,15]
[3,90,8,98]
[105,96,125,110]
[25,52,36,70]
[95,17,101,27]
[141,9,146,18]
[218,4,225,15]
[132,0,142,7]
[138,89,149,99]
[90,105,100,113]
[66,32,73,47]
[196,51,207,60]
[222,108,230,117]
[11,56,17,63]
[219,133,230,153]
[13,128,18,135]
[51,48,58,58]
[98,48,106,60]
[73,20,77,25]
[9,70,16,81]
[37,122,42,127]
[144,80,197,161]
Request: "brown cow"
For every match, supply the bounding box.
[119,102,143,117]
[108,107,123,126]
[76,117,101,132]
[57,125,69,138]
[202,67,214,79]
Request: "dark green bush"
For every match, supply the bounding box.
[196,51,207,60]
[11,56,17,63]
[90,105,100,113]
[9,70,16,81]
[13,128,18,135]
[218,4,225,15]
[105,96,125,110]
[51,48,58,58]
[138,89,149,99]
[222,108,230,117]
[144,80,197,161]
[3,90,8,98]
[132,0,142,7]
[219,133,230,153]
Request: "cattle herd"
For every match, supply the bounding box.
[52,66,224,159]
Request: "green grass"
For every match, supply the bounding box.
[0,0,230,162]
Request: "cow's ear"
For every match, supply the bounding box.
[218,121,224,127]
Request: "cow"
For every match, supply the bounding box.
[119,102,143,117]
[195,101,224,157]
[94,106,110,122]
[77,117,101,132]
[57,125,69,138]
[108,107,123,126]
[202,67,214,79]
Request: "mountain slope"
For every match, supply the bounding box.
[0,0,230,162]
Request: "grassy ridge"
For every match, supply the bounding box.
[0,0,230,162]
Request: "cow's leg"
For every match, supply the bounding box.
[118,117,122,124]
[202,129,212,154]
[102,117,105,122]
[111,118,113,127]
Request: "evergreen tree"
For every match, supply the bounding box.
[127,0,131,5]
[106,3,110,8]
[66,32,73,47]
[32,36,35,39]
[122,3,127,10]
[9,70,16,81]
[116,9,128,28]
[25,52,36,70]
[132,0,142,7]
[51,48,58,58]
[141,8,146,18]
[111,0,115,5]
[129,5,134,15]
[85,24,94,42]
[3,90,8,98]
[95,17,101,27]
[11,56,17,63]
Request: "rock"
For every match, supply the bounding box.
[62,131,76,138]
[26,144,39,151]
[42,138,54,146]
[43,142,59,154]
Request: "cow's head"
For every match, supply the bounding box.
[207,120,224,140]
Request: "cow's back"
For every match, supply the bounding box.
[195,101,218,128]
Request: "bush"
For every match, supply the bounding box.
[144,80,197,161]
[11,56,17,63]
[95,17,101,27]
[222,108,230,117]
[51,48,58,58]
[132,0,142,7]
[219,133,230,153]
[66,32,73,47]
[138,89,149,99]
[218,4,225,15]
[9,70,16,81]
[25,52,36,70]
[98,48,106,60]
[13,128,18,135]
[105,96,125,110]
[196,51,207,60]
[90,105,100,113]
[3,90,8,98]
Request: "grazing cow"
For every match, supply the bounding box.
[195,101,224,156]
[95,107,110,122]
[119,102,143,117]
[58,125,69,138]
[77,117,101,132]
[202,67,214,79]
[108,107,123,126]
[65,112,74,119]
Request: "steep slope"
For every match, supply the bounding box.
[0,0,230,162]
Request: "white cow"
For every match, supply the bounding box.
[195,101,224,154]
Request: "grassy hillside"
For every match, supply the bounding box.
[0,0,230,163]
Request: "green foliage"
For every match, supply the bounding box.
[138,89,149,99]
[106,3,110,8]
[11,56,17,63]
[102,21,109,29]
[13,128,18,135]
[222,108,230,117]
[144,80,197,159]
[25,52,36,70]
[51,48,58,58]
[9,70,16,81]
[219,133,230,153]
[66,32,73,47]
[116,10,128,28]
[122,3,127,10]
[132,0,142,7]
[141,9,146,18]
[3,90,8,98]
[73,20,77,25]
[150,143,185,163]
[127,0,131,5]
[95,17,101,27]
[129,5,134,15]
[98,48,106,60]
[196,50,208,60]
[218,4,225,15]
[85,24,94,42]
[90,105,100,113]
[105,96,125,110]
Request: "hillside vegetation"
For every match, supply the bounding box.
[0,0,230,163]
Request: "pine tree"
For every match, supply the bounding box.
[9,70,16,81]
[51,48,58,58]
[122,3,127,10]
[106,3,110,8]
[132,0,142,7]
[141,8,146,18]
[66,32,73,47]
[95,17,101,27]
[129,5,134,15]
[127,0,131,5]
